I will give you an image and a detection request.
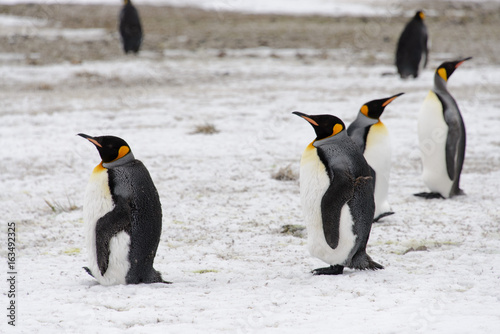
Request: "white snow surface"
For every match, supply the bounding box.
[1,2,500,332]
[1,48,499,333]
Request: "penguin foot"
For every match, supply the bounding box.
[312,265,344,276]
[83,267,94,278]
[414,192,444,199]
[374,212,395,223]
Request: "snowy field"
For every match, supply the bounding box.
[1,1,500,334]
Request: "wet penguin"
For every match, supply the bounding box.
[79,134,167,285]
[293,112,383,275]
[415,57,472,199]
[396,10,428,79]
[119,0,143,54]
[347,93,404,222]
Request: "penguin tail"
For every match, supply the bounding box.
[148,269,172,284]
[83,267,94,277]
[350,252,384,271]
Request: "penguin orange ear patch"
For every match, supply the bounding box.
[437,68,448,81]
[116,146,130,160]
[360,105,369,117]
[332,123,343,136]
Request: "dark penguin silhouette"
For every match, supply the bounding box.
[119,0,143,54]
[396,10,428,79]
[79,134,168,285]
[294,112,383,275]
[415,57,472,199]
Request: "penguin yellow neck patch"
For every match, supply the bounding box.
[93,162,106,173]
[438,68,448,81]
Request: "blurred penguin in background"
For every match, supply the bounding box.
[119,0,143,54]
[396,10,428,79]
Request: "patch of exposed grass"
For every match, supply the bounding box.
[272,164,297,181]
[193,269,219,274]
[44,198,78,213]
[190,123,219,135]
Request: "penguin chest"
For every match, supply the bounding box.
[364,122,392,215]
[418,91,453,197]
[83,164,130,285]
[299,144,356,266]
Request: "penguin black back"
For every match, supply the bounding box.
[119,0,143,54]
[396,10,428,79]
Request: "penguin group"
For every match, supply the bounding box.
[78,8,473,283]
[292,10,472,275]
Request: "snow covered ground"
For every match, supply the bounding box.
[1,2,500,334]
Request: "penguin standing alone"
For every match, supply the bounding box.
[415,57,472,199]
[119,0,143,54]
[347,93,404,222]
[396,10,428,79]
[293,112,383,275]
[79,134,167,285]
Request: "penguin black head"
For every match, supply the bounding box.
[414,10,425,21]
[436,57,472,82]
[360,92,404,120]
[293,112,345,141]
[78,133,133,164]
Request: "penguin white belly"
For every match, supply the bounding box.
[300,144,356,266]
[418,91,453,197]
[364,122,391,216]
[83,164,130,285]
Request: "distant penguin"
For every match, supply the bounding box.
[79,134,167,285]
[293,112,383,275]
[396,10,428,79]
[347,92,404,222]
[119,0,143,54]
[415,57,472,199]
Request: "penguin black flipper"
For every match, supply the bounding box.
[438,94,466,196]
[95,198,132,276]
[83,267,94,277]
[317,158,354,250]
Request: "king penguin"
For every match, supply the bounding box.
[119,0,143,54]
[79,134,168,285]
[347,92,404,222]
[293,112,383,275]
[396,10,428,79]
[415,57,472,199]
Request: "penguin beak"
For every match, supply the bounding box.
[293,111,319,126]
[382,92,405,107]
[455,57,472,68]
[78,133,102,148]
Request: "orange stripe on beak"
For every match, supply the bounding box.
[87,138,102,148]
[302,116,318,126]
[382,96,398,107]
